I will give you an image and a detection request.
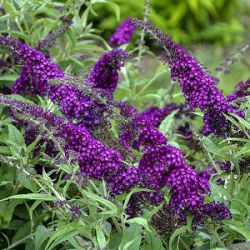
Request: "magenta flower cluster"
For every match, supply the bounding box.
[0,96,122,180]
[0,36,127,131]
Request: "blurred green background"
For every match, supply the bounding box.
[91,0,250,45]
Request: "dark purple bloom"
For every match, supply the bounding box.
[109,18,136,46]
[165,164,210,223]
[0,35,64,96]
[70,205,81,220]
[139,103,181,127]
[48,81,109,130]
[59,122,123,179]
[87,49,129,96]
[202,201,231,221]
[0,6,5,15]
[108,166,141,196]
[219,161,232,172]
[119,111,167,151]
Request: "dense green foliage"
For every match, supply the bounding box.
[0,1,249,250]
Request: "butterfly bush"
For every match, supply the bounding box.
[0,26,232,228]
[131,18,245,136]
[109,18,136,46]
[116,109,231,223]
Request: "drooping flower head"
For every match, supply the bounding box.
[131,18,244,136]
[0,95,123,180]
[109,18,136,46]
[226,79,250,102]
[87,49,129,96]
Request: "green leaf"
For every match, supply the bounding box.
[26,135,42,154]
[82,190,118,214]
[0,146,11,155]
[126,217,151,232]
[58,163,71,174]
[202,137,219,153]
[2,1,17,14]
[210,248,228,250]
[145,231,164,250]
[45,224,83,250]
[231,113,250,130]
[107,2,120,20]
[144,204,163,220]
[225,222,250,240]
[159,110,179,135]
[0,74,19,82]
[7,124,25,147]
[120,224,142,250]
[123,188,151,210]
[35,225,52,250]
[0,193,56,202]
[17,172,37,192]
[96,224,107,248]
[169,225,189,250]
[223,114,240,128]
[0,200,23,229]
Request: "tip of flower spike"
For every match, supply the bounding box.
[109,18,136,46]
[0,35,22,55]
[60,16,73,25]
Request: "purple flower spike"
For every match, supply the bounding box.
[131,18,244,136]
[0,35,64,96]
[227,79,250,102]
[88,49,129,96]
[109,18,136,46]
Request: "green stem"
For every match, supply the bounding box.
[179,238,190,250]
[137,0,151,65]
[207,225,226,248]
[111,217,122,233]
[3,234,34,250]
